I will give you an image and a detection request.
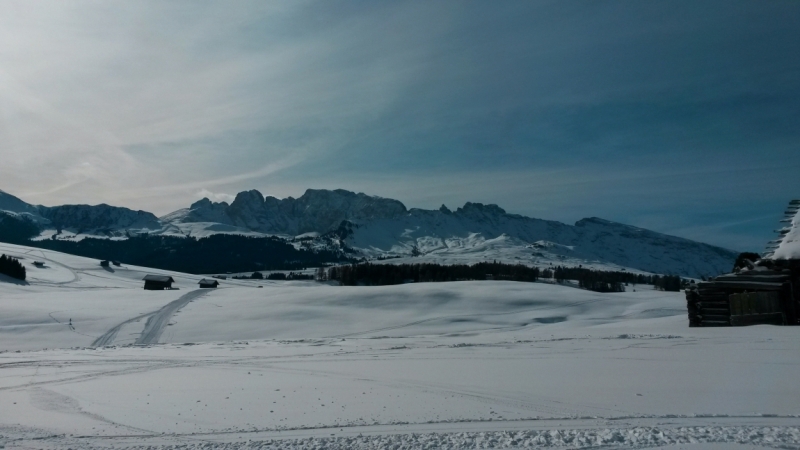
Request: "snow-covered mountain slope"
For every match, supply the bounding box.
[0,190,161,238]
[345,206,736,278]
[161,190,738,277]
[0,187,738,277]
[0,189,49,224]
[38,204,161,235]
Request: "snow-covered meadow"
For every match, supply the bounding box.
[0,242,798,449]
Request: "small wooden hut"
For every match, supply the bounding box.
[198,278,219,289]
[686,199,800,326]
[143,275,175,290]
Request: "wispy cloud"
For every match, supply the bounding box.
[196,189,236,204]
[0,1,797,248]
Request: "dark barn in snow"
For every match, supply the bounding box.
[198,278,219,288]
[686,199,800,327]
[143,275,175,290]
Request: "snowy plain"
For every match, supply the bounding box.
[0,243,798,449]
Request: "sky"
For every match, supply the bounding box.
[0,0,798,251]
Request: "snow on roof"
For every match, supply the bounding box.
[767,199,800,260]
[198,278,218,285]
[142,274,175,283]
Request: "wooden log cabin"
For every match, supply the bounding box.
[198,278,219,288]
[143,274,175,290]
[686,199,800,326]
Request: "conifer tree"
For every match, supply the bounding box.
[0,254,26,281]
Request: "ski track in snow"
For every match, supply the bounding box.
[92,311,158,348]
[131,289,211,346]
[21,249,80,285]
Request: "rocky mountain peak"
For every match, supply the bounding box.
[575,217,614,227]
[230,190,265,209]
[456,202,507,217]
[190,198,216,210]
[38,204,161,233]
[177,197,232,224]
[298,189,407,211]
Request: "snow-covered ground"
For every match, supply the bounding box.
[0,243,798,449]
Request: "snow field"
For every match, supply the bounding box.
[0,243,798,449]
[66,426,800,449]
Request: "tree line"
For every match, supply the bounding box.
[326,261,542,286]
[326,261,684,292]
[22,234,352,274]
[549,266,684,292]
[327,261,544,286]
[232,271,314,280]
[327,261,541,286]
[0,213,40,243]
[0,254,26,281]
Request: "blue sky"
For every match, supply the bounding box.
[0,1,798,251]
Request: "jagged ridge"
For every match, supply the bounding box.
[0,188,739,277]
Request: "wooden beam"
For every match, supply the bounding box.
[730,313,785,326]
[707,281,785,290]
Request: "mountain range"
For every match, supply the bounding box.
[0,188,738,278]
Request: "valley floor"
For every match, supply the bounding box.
[0,243,798,449]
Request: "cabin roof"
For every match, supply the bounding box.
[143,275,175,283]
[198,278,218,285]
[767,199,800,260]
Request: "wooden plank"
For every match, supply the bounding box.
[701,308,730,315]
[697,295,729,300]
[697,305,731,315]
[708,281,785,291]
[698,300,729,306]
[698,314,731,321]
[699,308,729,314]
[700,320,730,327]
[714,275,790,283]
[697,292,730,298]
[729,291,781,315]
[730,313,785,326]
[698,301,729,307]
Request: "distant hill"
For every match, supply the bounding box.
[0,188,738,277]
